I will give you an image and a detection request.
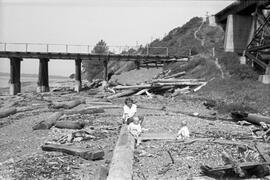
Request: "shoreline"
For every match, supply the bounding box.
[0,79,74,95]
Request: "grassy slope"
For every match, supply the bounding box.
[155,17,270,115]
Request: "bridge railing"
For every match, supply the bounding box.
[0,42,169,56]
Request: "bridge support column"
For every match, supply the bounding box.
[224,14,254,53]
[75,59,82,92]
[9,57,22,95]
[135,60,140,70]
[259,65,270,84]
[103,59,108,81]
[37,58,50,92]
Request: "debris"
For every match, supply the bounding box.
[231,111,270,125]
[70,130,96,142]
[167,150,175,164]
[221,151,245,177]
[32,112,64,130]
[0,107,17,118]
[201,161,270,178]
[41,143,104,160]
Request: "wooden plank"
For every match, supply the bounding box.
[107,125,135,180]
[41,143,104,160]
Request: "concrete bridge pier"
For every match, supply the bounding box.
[75,59,82,92]
[9,57,22,95]
[37,58,50,92]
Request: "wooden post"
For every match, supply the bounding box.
[103,57,108,81]
[9,57,22,95]
[37,58,49,92]
[75,59,82,92]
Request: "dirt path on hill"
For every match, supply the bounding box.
[194,20,205,46]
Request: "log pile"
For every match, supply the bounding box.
[106,71,207,99]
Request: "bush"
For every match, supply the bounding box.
[229,64,258,80]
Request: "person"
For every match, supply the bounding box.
[122,97,137,125]
[128,117,142,146]
[177,120,190,140]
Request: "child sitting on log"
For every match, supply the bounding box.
[122,97,138,125]
[177,120,190,140]
[128,117,142,146]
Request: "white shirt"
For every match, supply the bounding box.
[123,104,137,120]
[128,122,142,137]
[177,126,190,139]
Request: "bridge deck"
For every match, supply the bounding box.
[0,51,186,62]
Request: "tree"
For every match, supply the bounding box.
[82,40,110,81]
[92,40,109,54]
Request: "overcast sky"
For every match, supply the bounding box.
[0,0,233,76]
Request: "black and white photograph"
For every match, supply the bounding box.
[0,0,270,179]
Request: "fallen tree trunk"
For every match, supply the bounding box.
[107,125,135,180]
[107,89,138,99]
[50,99,86,109]
[0,107,17,118]
[54,121,85,129]
[41,144,104,160]
[64,107,105,115]
[231,112,270,125]
[32,112,63,130]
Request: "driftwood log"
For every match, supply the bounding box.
[107,89,138,99]
[41,144,104,160]
[113,84,152,90]
[32,112,63,130]
[0,107,17,118]
[164,71,186,79]
[64,107,105,115]
[54,121,85,129]
[107,126,135,180]
[231,112,270,125]
[50,99,86,109]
